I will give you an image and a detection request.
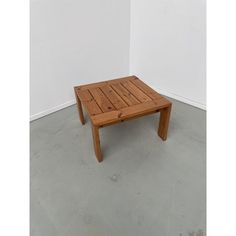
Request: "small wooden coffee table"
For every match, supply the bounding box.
[74,76,172,162]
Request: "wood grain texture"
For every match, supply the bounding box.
[100,85,128,109]
[76,89,102,116]
[77,75,136,91]
[74,76,172,162]
[131,78,163,100]
[111,83,140,106]
[91,98,170,126]
[121,80,152,103]
[89,87,115,112]
[158,104,172,140]
[91,125,103,162]
[74,87,85,125]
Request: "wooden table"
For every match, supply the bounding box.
[74,76,172,162]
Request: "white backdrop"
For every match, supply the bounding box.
[130,0,206,109]
[31,0,206,120]
[30,0,130,120]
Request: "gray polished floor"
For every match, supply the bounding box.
[30,98,206,236]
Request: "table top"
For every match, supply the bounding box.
[75,76,171,126]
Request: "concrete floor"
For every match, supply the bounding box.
[30,98,206,236]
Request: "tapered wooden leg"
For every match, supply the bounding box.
[74,88,85,125]
[92,125,103,162]
[158,104,172,141]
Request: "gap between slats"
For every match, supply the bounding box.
[110,83,140,106]
[99,85,129,109]
[120,81,152,103]
[119,83,142,103]
[128,80,154,101]
[89,87,116,113]
[130,79,163,100]
[109,86,130,107]
[87,89,104,113]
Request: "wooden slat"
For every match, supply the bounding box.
[121,81,152,103]
[131,78,163,100]
[92,110,121,126]
[91,98,171,126]
[76,89,102,116]
[106,76,136,85]
[78,81,107,91]
[121,97,170,116]
[110,83,140,106]
[89,87,115,113]
[100,85,128,109]
[74,87,85,124]
[78,76,136,91]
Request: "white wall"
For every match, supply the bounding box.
[130,0,206,109]
[31,0,206,120]
[30,0,130,120]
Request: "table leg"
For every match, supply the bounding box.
[92,125,103,162]
[158,104,172,141]
[74,88,85,125]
